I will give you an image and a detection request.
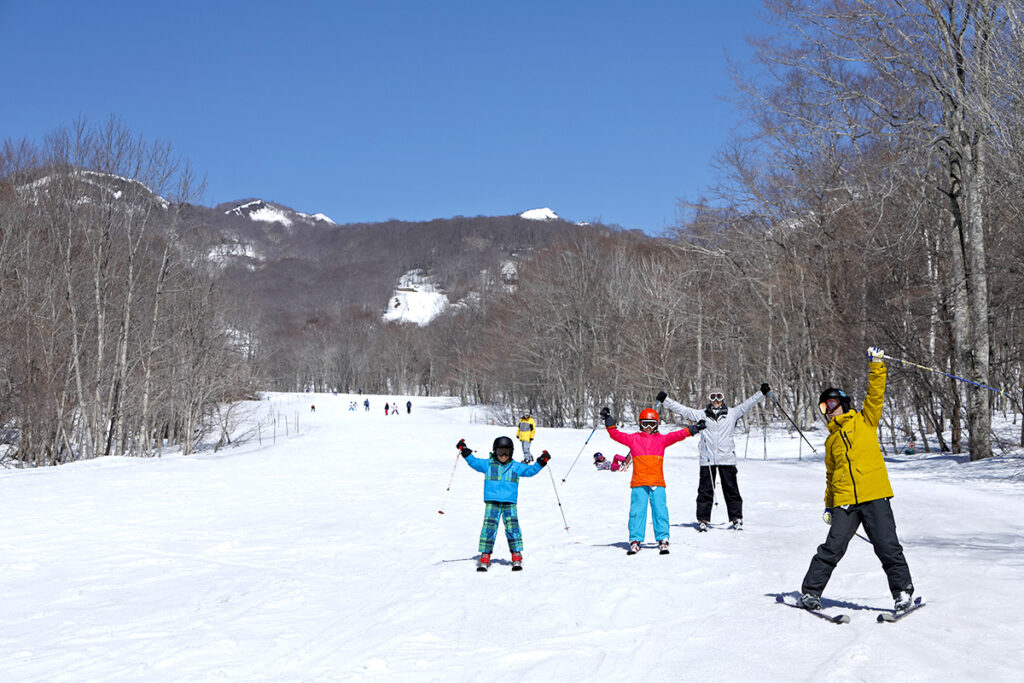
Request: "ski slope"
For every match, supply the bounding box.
[2,392,1023,681]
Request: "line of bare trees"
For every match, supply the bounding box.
[1,118,255,466]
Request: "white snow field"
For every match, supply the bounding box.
[2,392,1023,682]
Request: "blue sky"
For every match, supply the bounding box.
[1,1,768,233]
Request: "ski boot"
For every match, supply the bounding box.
[476,553,491,572]
[522,455,534,464]
[894,590,914,611]
[799,593,822,610]
[511,553,523,571]
[658,539,670,555]
[730,518,743,531]
[626,541,641,555]
[698,521,709,532]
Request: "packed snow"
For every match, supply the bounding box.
[2,393,1023,681]
[520,207,559,220]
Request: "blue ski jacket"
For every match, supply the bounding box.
[464,454,543,503]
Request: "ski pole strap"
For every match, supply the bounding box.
[881,354,1004,396]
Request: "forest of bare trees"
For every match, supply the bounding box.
[0,118,255,466]
[3,1,1022,468]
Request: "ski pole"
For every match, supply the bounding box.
[767,391,818,454]
[560,423,599,484]
[880,353,1004,396]
[438,448,463,515]
[544,452,570,533]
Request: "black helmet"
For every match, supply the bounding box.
[818,387,851,415]
[492,436,515,457]
[593,452,605,461]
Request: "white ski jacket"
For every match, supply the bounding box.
[662,391,765,466]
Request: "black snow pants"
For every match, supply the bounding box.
[801,497,914,598]
[696,465,742,523]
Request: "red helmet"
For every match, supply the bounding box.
[638,408,660,423]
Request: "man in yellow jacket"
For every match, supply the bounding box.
[799,347,915,612]
[517,413,537,464]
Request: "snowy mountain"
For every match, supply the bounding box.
[1,391,1021,680]
[225,199,337,227]
[16,169,171,211]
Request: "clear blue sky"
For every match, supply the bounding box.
[0,0,768,233]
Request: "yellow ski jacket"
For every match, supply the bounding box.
[823,361,894,508]
[517,416,536,442]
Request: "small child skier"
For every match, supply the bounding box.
[593,452,630,472]
[457,436,550,571]
[602,407,705,555]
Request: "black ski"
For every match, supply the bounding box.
[877,596,926,623]
[775,595,850,624]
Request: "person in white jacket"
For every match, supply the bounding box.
[657,383,769,531]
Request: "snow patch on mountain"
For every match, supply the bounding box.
[382,270,449,326]
[228,200,294,226]
[520,207,558,220]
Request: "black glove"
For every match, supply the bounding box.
[603,414,616,428]
[457,439,472,458]
[537,451,551,467]
[689,419,707,434]
[599,406,610,419]
[656,390,667,403]
[760,383,770,396]
[456,438,466,450]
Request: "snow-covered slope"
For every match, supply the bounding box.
[382,270,449,326]
[2,394,1022,680]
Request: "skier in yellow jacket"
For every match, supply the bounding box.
[799,347,915,612]
[516,413,537,464]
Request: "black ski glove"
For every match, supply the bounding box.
[456,438,466,450]
[760,383,770,396]
[656,390,667,403]
[457,439,472,458]
[689,419,707,434]
[537,451,551,467]
[600,406,615,428]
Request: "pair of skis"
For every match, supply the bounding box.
[776,594,926,624]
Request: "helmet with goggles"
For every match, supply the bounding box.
[492,436,515,458]
[818,388,850,416]
[708,390,725,402]
[638,408,660,430]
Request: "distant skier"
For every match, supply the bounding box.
[406,400,412,414]
[384,402,389,416]
[602,407,705,555]
[798,347,915,612]
[593,452,630,472]
[516,413,537,463]
[390,401,399,415]
[310,404,316,413]
[657,383,769,531]
[364,398,370,411]
[457,436,549,572]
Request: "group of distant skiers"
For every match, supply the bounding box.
[454,347,915,613]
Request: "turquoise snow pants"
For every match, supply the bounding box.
[479,502,523,554]
[629,485,669,542]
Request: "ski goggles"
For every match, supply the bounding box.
[494,446,514,458]
[709,392,724,402]
[818,398,842,415]
[639,419,659,429]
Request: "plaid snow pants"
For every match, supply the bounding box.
[479,502,523,553]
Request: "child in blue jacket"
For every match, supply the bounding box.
[457,436,550,571]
